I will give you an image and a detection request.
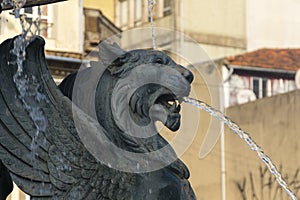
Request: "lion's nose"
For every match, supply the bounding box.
[176,65,194,83]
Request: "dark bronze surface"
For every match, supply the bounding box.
[1,0,67,11]
[0,36,195,199]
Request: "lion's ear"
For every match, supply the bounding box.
[106,52,131,76]
[98,41,126,66]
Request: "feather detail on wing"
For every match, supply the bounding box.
[0,36,135,199]
[0,36,196,200]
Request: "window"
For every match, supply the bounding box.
[23,5,52,38]
[163,0,171,16]
[251,77,269,98]
[134,0,142,25]
[119,0,129,28]
[262,79,268,97]
[253,78,260,98]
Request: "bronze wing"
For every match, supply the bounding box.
[0,36,134,199]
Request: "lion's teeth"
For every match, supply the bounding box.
[176,104,181,112]
[171,102,176,111]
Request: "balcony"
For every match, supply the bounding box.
[84,8,121,55]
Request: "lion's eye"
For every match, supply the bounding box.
[156,58,164,64]
[165,59,171,65]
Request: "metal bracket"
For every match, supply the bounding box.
[1,0,67,11]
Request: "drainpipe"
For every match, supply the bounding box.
[221,62,232,200]
[220,106,226,200]
[78,0,83,53]
[179,0,184,64]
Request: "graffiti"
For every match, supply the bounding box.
[236,165,300,200]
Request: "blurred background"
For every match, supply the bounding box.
[1,0,300,199]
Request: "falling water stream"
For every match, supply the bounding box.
[148,0,156,49]
[1,1,49,196]
[1,0,47,162]
[182,96,297,200]
[1,1,298,199]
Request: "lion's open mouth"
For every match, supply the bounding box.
[155,94,181,114]
[129,84,187,131]
[154,93,181,131]
[110,61,193,135]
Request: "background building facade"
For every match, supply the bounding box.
[1,0,300,199]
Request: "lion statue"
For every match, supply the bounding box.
[0,36,196,199]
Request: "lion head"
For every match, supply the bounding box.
[59,44,193,150]
[97,49,193,138]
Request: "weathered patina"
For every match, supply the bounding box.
[0,36,195,199]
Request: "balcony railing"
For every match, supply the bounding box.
[84,8,121,54]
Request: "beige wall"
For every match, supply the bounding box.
[224,90,300,199]
[0,13,22,42]
[46,0,82,52]
[203,44,246,60]
[247,0,300,50]
[180,0,246,59]
[83,0,115,22]
[183,0,246,39]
